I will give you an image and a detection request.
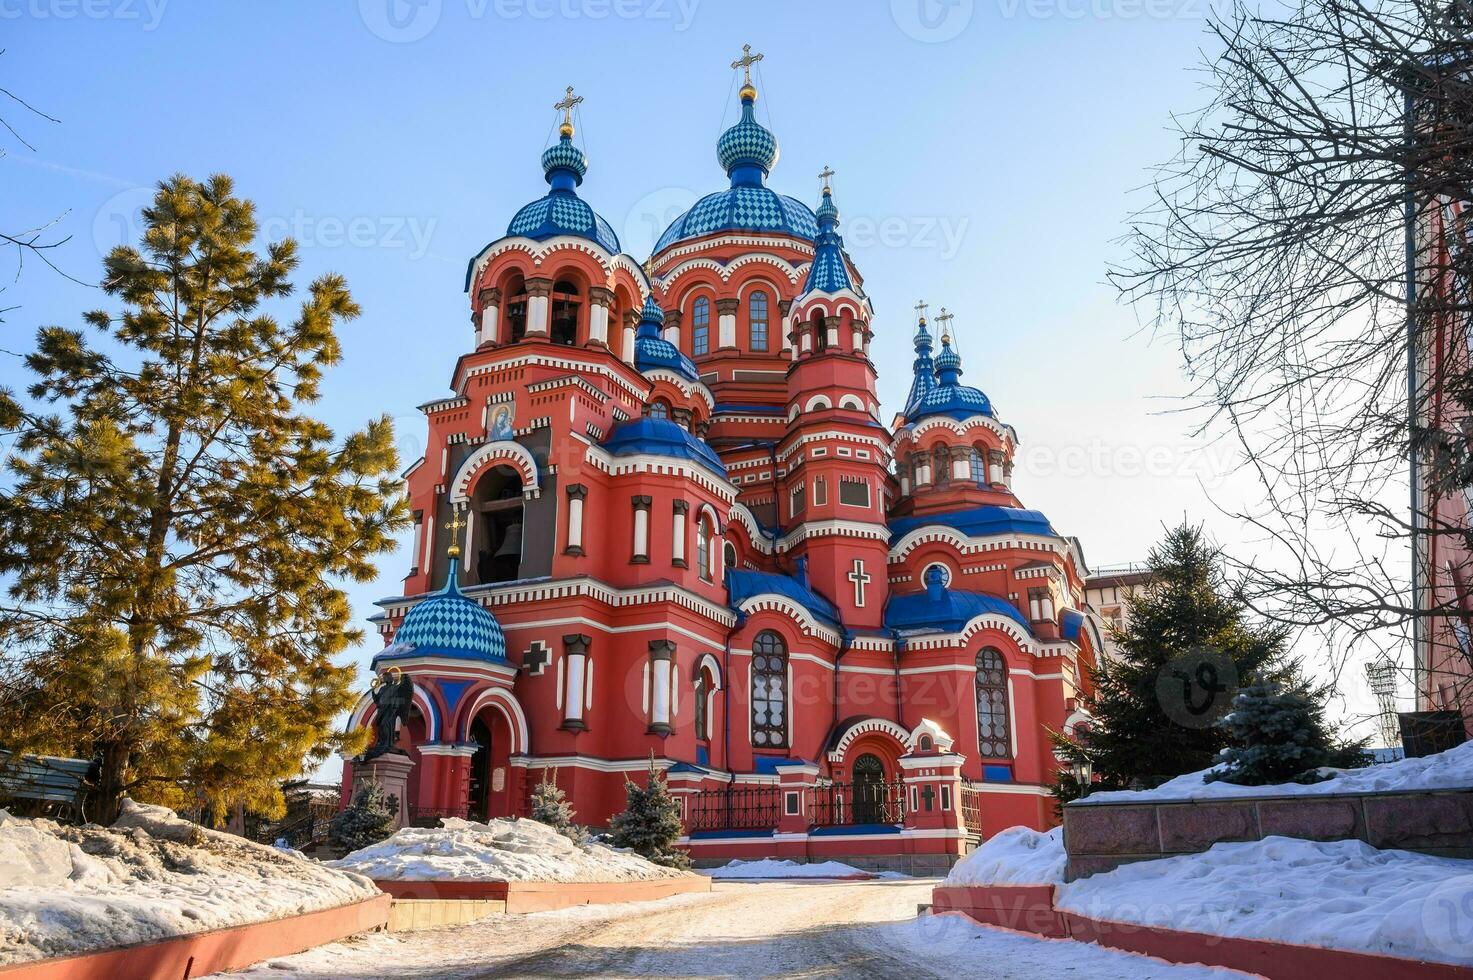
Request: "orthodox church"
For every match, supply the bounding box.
[341,50,1105,870]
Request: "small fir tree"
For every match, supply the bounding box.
[529,767,585,842]
[1051,523,1292,803]
[329,779,398,852]
[609,758,689,869]
[1208,681,1368,785]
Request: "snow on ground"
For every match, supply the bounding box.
[1058,836,1473,968]
[943,826,1065,887]
[704,858,891,879]
[328,816,690,882]
[1078,739,1473,805]
[0,801,378,966]
[227,879,1243,979]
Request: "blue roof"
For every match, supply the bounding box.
[716,94,779,176]
[654,186,818,253]
[799,188,856,297]
[383,574,507,663]
[885,587,1032,635]
[888,505,1057,542]
[602,417,727,477]
[905,333,996,424]
[507,192,620,254]
[726,568,842,629]
[633,294,699,382]
[1061,608,1086,642]
[903,319,936,416]
[750,756,813,775]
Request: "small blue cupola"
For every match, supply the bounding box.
[379,527,508,665]
[799,175,857,298]
[905,310,996,423]
[633,294,700,382]
[903,306,936,417]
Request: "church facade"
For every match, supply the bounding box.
[341,53,1105,868]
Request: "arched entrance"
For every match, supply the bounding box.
[852,753,885,824]
[466,705,514,820]
[468,465,524,586]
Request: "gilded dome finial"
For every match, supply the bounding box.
[554,85,583,138]
[914,299,929,325]
[936,307,954,343]
[731,43,763,102]
[444,511,467,560]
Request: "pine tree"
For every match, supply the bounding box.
[1051,523,1291,802]
[609,759,689,870]
[1208,681,1368,785]
[0,174,409,824]
[529,767,585,842]
[329,779,398,852]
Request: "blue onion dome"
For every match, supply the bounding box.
[717,88,780,183]
[504,108,620,254]
[387,568,507,663]
[602,417,727,478]
[908,324,996,422]
[634,296,699,382]
[903,312,936,416]
[814,187,840,227]
[800,184,857,297]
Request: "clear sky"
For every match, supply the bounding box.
[2,0,1391,748]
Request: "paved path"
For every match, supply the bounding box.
[233,879,1248,979]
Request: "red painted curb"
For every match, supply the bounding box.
[0,893,391,980]
[932,884,1473,979]
[374,876,712,911]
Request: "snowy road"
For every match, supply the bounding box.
[233,879,1250,979]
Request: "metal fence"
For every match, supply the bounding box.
[959,782,984,836]
[809,779,906,828]
[685,785,783,832]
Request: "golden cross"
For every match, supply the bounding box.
[444,511,468,559]
[936,307,954,341]
[553,86,583,127]
[731,44,764,86]
[914,300,929,321]
[818,165,835,192]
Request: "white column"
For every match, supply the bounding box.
[562,634,590,730]
[565,485,586,555]
[918,462,931,486]
[589,304,609,345]
[826,323,839,348]
[717,299,738,349]
[526,280,551,337]
[672,501,688,567]
[648,640,676,734]
[989,451,1006,486]
[953,455,969,480]
[479,300,500,347]
[632,496,652,563]
[622,320,637,361]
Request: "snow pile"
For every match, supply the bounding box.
[329,817,691,883]
[0,801,378,966]
[705,858,882,879]
[943,826,1065,887]
[1079,738,1473,805]
[1058,836,1473,967]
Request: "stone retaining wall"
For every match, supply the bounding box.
[1062,787,1473,880]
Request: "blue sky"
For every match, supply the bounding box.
[8,1,1385,740]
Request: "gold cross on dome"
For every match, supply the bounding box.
[553,86,583,127]
[731,44,764,85]
[444,511,468,559]
[914,300,929,322]
[818,165,835,192]
[936,307,954,340]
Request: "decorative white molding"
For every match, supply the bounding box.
[448,440,541,503]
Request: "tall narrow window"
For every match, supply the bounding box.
[692,296,710,356]
[934,447,951,487]
[751,631,788,748]
[551,279,580,346]
[975,647,1012,758]
[694,670,709,740]
[696,515,713,582]
[969,447,986,484]
[749,290,769,351]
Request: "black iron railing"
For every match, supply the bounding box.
[685,785,782,832]
[809,779,905,827]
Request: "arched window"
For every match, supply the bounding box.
[723,540,738,571]
[694,664,718,741]
[969,447,986,484]
[813,313,828,350]
[692,296,710,356]
[551,279,580,346]
[505,276,528,343]
[749,290,769,351]
[647,400,669,420]
[975,647,1012,758]
[934,447,951,487]
[751,631,788,748]
[696,515,713,582]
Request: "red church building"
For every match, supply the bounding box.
[341,53,1106,871]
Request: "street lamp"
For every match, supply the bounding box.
[1052,743,1092,798]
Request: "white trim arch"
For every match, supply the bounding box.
[838,395,864,411]
[449,440,541,504]
[805,395,833,412]
[693,652,723,688]
[827,716,910,762]
[459,686,530,755]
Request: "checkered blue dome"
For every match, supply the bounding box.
[800,188,855,297]
[393,572,507,662]
[654,188,817,253]
[908,334,996,423]
[507,192,620,253]
[634,295,698,381]
[717,96,779,177]
[541,134,588,185]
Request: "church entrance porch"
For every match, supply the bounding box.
[466,708,514,821]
